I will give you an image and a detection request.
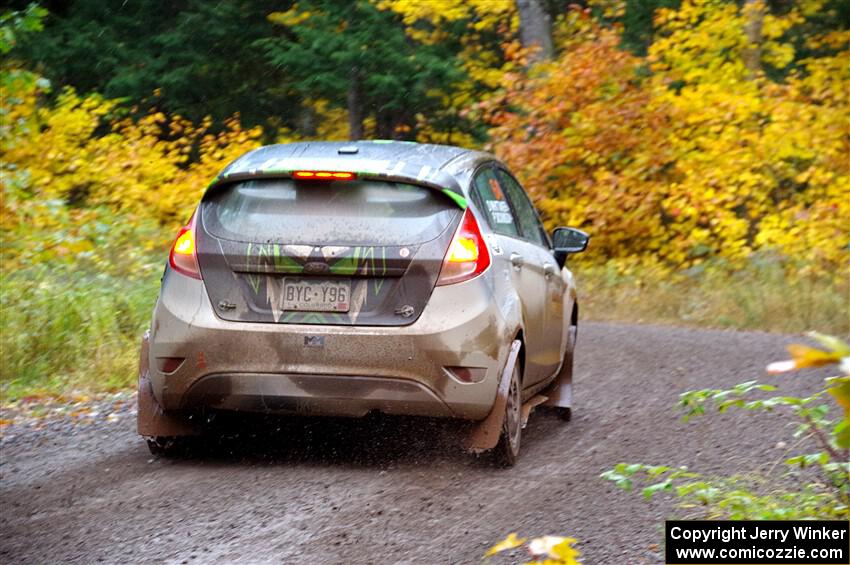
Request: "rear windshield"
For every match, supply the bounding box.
[202,178,458,246]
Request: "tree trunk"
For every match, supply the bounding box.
[347,67,364,140]
[743,0,764,78]
[516,0,553,62]
[375,109,394,140]
[296,104,318,138]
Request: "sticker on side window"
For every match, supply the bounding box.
[488,177,504,200]
[486,200,513,224]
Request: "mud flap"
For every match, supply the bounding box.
[137,330,201,438]
[462,339,521,452]
[542,350,573,410]
[521,394,548,428]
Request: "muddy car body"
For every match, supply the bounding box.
[138,141,588,464]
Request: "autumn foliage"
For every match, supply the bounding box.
[1,29,262,394]
[484,2,850,276]
[4,1,847,277]
[1,1,848,397]
[1,78,262,271]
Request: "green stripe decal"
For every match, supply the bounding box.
[442,189,467,209]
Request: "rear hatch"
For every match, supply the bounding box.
[196,177,462,326]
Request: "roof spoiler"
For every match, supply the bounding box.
[204,156,467,209]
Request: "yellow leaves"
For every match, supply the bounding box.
[486,533,582,565]
[378,0,516,46]
[378,0,514,28]
[814,29,850,50]
[650,0,799,86]
[485,3,849,276]
[529,536,581,564]
[797,0,829,17]
[485,533,526,557]
[768,334,850,374]
[650,0,746,82]
[376,0,518,125]
[268,7,313,28]
[650,5,848,272]
[785,344,845,370]
[377,0,471,26]
[763,42,795,69]
[766,334,850,431]
[1,79,262,272]
[588,0,625,19]
[651,0,818,88]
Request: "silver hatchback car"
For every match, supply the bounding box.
[138,141,589,465]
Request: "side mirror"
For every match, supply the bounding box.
[552,227,590,267]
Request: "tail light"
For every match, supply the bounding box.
[436,209,491,286]
[156,357,185,374]
[444,366,487,383]
[293,170,356,180]
[169,211,202,279]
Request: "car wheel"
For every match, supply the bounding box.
[492,364,522,467]
[146,436,191,457]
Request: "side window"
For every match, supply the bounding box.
[496,170,548,247]
[471,167,520,237]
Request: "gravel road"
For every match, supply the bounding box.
[0,322,828,564]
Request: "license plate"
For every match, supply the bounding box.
[282,278,351,312]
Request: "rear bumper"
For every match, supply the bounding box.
[183,373,453,418]
[146,270,515,420]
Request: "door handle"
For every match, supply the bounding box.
[543,263,557,278]
[510,253,524,269]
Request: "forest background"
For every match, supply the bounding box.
[1,0,848,398]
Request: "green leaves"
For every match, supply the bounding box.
[601,463,698,497]
[605,333,850,521]
[834,418,850,450]
[12,0,298,131]
[678,381,778,420]
[786,452,829,468]
[0,4,46,55]
[259,0,467,139]
[603,464,849,519]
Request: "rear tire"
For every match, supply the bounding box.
[146,436,192,458]
[554,406,572,421]
[492,364,522,467]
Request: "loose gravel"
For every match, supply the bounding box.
[0,322,832,564]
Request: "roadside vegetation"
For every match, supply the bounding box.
[602,333,850,519]
[580,259,849,335]
[1,0,848,399]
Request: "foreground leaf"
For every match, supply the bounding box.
[485,533,526,557]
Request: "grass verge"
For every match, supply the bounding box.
[579,258,850,335]
[0,265,159,402]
